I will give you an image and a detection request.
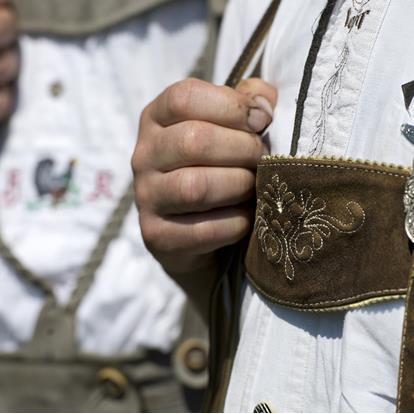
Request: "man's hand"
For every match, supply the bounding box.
[0,0,18,124]
[132,78,277,317]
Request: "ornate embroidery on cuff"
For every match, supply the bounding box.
[255,173,365,281]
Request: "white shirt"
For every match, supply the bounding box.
[0,0,207,355]
[214,0,413,411]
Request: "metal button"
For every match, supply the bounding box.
[97,367,128,399]
[184,343,208,373]
[401,123,414,145]
[404,159,414,243]
[173,338,209,389]
[50,81,63,97]
[253,401,274,413]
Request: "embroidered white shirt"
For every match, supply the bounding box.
[214,0,413,411]
[0,0,207,355]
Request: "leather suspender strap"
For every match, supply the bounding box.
[397,266,414,412]
[224,0,281,88]
[290,0,337,156]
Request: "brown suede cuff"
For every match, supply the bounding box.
[245,156,412,311]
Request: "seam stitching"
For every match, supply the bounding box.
[258,162,408,179]
[246,278,406,307]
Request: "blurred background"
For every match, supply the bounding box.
[0,0,226,411]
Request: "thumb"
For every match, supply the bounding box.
[236,77,278,122]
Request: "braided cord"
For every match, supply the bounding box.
[68,180,135,310]
[0,180,135,308]
[0,234,54,296]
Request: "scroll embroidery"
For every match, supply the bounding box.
[255,174,365,281]
[309,45,349,155]
[308,0,371,156]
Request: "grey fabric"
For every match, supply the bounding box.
[0,354,187,412]
[13,0,177,36]
[20,298,78,360]
[1,293,195,412]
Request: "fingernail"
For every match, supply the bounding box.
[248,108,269,132]
[248,96,274,132]
[254,96,274,118]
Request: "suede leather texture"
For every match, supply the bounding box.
[245,156,412,310]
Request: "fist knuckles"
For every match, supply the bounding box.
[133,77,277,274]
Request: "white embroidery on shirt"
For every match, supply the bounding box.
[308,0,371,156]
[309,45,349,155]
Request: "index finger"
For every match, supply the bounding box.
[148,78,272,133]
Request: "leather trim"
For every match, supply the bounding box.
[245,156,412,311]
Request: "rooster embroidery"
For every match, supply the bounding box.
[34,158,77,204]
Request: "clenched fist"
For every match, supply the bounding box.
[132,78,277,316]
[0,0,18,124]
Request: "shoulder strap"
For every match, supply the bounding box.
[67,181,135,311]
[0,235,54,296]
[225,0,281,88]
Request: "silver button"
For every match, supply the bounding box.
[401,123,414,145]
[404,159,414,243]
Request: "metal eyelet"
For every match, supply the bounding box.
[96,367,128,399]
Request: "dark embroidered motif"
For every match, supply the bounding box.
[345,0,371,31]
[255,174,365,281]
[34,158,77,204]
[253,402,273,413]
